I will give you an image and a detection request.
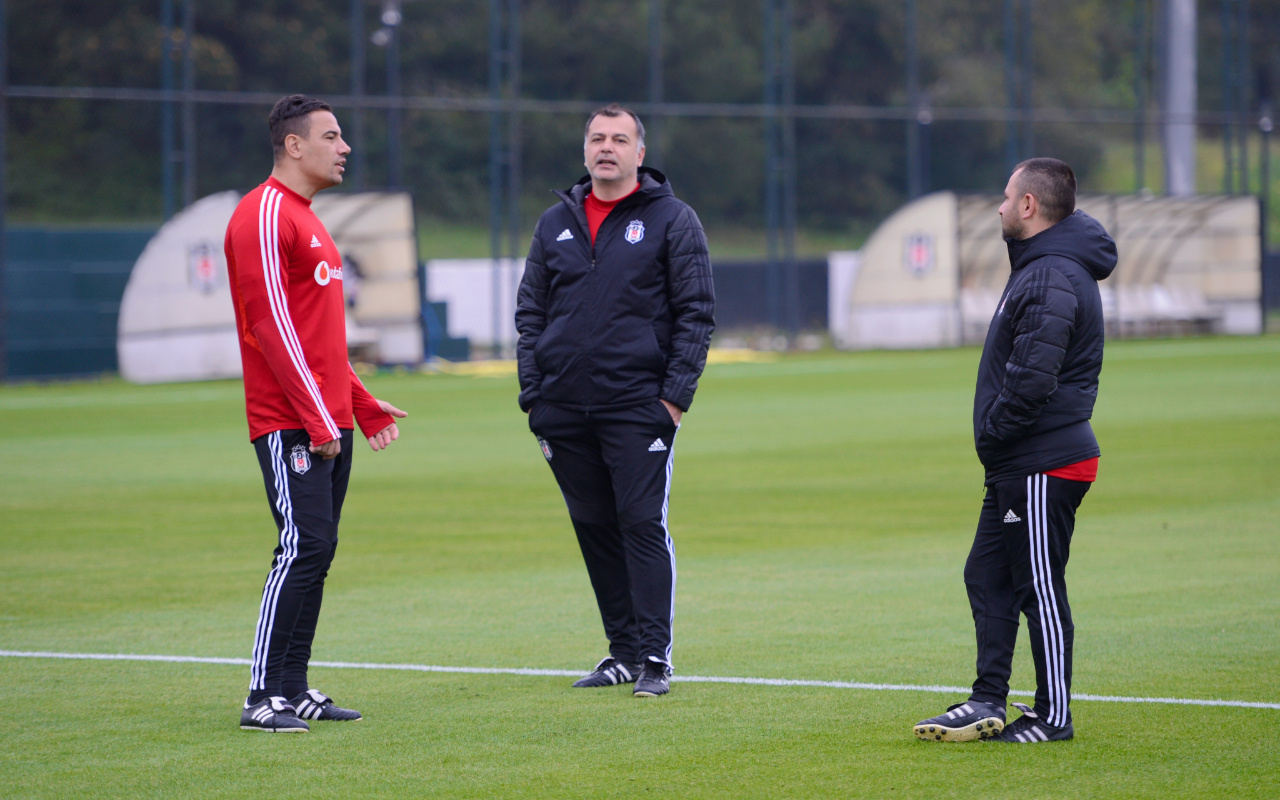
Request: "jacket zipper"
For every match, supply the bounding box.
[556,185,646,415]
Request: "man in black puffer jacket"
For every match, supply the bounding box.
[915,158,1117,744]
[516,104,714,698]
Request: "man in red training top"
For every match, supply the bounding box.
[224,94,406,733]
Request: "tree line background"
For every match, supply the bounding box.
[9,0,1280,252]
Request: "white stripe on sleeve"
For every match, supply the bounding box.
[257,187,340,440]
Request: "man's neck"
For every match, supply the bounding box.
[590,176,638,202]
[1018,217,1054,240]
[270,166,322,201]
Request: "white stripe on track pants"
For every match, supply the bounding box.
[963,473,1090,728]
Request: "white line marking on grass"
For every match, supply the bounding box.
[4,650,1278,711]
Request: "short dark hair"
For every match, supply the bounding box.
[269,95,333,159]
[584,103,646,146]
[1013,157,1076,224]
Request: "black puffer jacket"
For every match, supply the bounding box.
[515,167,715,413]
[973,210,1118,485]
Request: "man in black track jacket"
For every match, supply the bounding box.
[515,104,715,698]
[915,158,1117,744]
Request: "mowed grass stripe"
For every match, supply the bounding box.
[4,651,1279,711]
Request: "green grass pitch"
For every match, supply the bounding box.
[1,337,1278,798]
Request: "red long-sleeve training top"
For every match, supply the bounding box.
[224,177,392,444]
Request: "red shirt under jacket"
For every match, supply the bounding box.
[584,182,641,245]
[224,177,391,444]
[1045,457,1098,482]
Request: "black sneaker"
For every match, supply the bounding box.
[632,659,672,698]
[572,657,641,688]
[913,701,1005,742]
[291,689,362,722]
[240,696,309,733]
[991,702,1074,743]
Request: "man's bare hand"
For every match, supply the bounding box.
[310,438,341,459]
[660,399,683,425]
[368,399,408,451]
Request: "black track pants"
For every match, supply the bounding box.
[964,473,1090,727]
[248,428,353,703]
[529,401,680,666]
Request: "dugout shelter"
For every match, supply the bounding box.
[829,192,1263,349]
[117,191,422,384]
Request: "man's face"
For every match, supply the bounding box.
[999,169,1026,240]
[293,110,350,189]
[584,114,644,186]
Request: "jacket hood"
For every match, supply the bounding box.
[561,166,672,205]
[1006,209,1117,281]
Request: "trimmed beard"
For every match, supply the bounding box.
[1001,216,1024,240]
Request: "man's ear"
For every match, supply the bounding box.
[637,144,646,167]
[284,133,303,160]
[1021,193,1037,220]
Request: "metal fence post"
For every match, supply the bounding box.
[1222,0,1237,193]
[488,0,504,359]
[181,0,196,208]
[1261,108,1273,319]
[648,0,663,169]
[762,0,780,330]
[781,0,798,333]
[906,0,921,199]
[0,0,6,380]
[384,0,402,188]
[161,0,175,219]
[350,0,366,190]
[505,0,522,360]
[1020,0,1033,157]
[1003,0,1018,170]
[1134,0,1148,192]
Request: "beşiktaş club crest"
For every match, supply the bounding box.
[903,232,935,277]
[187,241,221,294]
[624,219,645,244]
[537,437,553,461]
[290,444,312,474]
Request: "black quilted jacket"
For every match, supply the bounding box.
[973,210,1118,485]
[515,167,715,413]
